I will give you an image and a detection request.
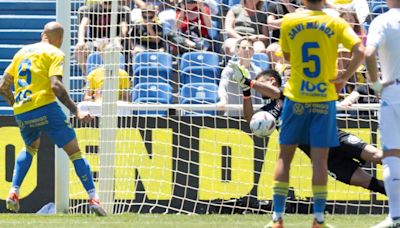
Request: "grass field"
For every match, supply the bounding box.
[0,214,386,228]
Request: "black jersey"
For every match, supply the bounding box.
[298,130,368,184]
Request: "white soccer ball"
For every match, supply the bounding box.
[249,111,276,137]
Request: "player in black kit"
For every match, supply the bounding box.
[237,69,386,194]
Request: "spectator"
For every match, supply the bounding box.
[327,0,370,24]
[167,0,212,54]
[131,0,178,30]
[75,0,130,76]
[78,62,132,116]
[130,4,165,57]
[223,0,269,56]
[267,0,301,43]
[83,66,131,102]
[265,42,287,71]
[340,10,367,45]
[217,38,262,116]
[86,0,134,6]
[339,85,379,107]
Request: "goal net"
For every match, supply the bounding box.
[65,0,387,215]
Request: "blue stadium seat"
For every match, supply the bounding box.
[133,52,173,85]
[86,52,125,75]
[132,82,173,115]
[180,52,220,85]
[228,0,241,6]
[369,0,387,11]
[180,83,219,116]
[372,4,389,15]
[252,53,270,70]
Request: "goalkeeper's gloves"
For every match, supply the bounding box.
[229,63,254,98]
[371,80,383,93]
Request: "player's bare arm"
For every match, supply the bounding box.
[50,75,92,123]
[333,42,365,91]
[243,94,254,123]
[51,75,77,114]
[252,80,281,99]
[0,73,15,106]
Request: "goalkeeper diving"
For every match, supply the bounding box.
[229,63,386,195]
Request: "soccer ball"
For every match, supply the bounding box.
[249,111,276,137]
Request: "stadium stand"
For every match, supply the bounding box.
[132,82,173,115]
[180,51,220,85]
[133,52,173,85]
[180,82,219,115]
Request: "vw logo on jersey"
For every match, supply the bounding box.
[347,135,361,144]
[293,103,304,115]
[16,120,25,129]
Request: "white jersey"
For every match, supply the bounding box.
[367,8,400,104]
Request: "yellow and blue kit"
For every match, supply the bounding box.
[5,42,75,147]
[279,10,361,147]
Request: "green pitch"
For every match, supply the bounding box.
[0,214,386,227]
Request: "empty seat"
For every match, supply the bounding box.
[372,4,389,16]
[252,53,270,70]
[132,82,173,115]
[133,52,173,85]
[86,52,125,75]
[180,82,219,115]
[180,52,220,85]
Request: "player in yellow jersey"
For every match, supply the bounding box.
[265,0,365,227]
[0,22,106,216]
[84,66,130,102]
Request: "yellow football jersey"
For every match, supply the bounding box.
[333,0,352,4]
[86,67,130,97]
[280,10,361,103]
[5,42,64,115]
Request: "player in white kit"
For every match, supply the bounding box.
[366,1,400,227]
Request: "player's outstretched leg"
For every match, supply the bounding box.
[6,145,38,212]
[64,138,106,216]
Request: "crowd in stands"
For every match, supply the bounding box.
[73,0,385,116]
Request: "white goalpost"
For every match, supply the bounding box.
[55,0,71,214]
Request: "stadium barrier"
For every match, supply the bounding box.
[0,114,387,214]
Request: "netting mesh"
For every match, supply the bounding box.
[67,0,387,214]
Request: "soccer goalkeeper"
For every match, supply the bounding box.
[0,22,106,216]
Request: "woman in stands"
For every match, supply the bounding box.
[223,0,269,56]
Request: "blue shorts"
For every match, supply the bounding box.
[15,102,76,148]
[279,99,339,148]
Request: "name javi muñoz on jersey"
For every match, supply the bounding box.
[280,10,360,103]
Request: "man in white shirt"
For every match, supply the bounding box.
[366,1,400,227]
[217,38,262,116]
